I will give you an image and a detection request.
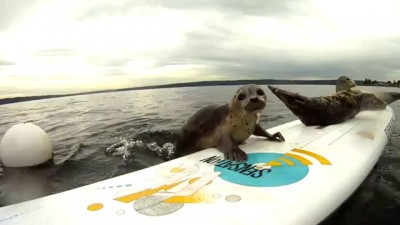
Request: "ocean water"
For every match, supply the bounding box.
[0,85,399,224]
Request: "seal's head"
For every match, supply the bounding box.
[231,84,267,113]
[336,76,356,92]
[358,92,387,110]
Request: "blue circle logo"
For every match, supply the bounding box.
[214,153,309,187]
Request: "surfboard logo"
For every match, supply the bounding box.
[85,149,331,215]
[200,148,331,187]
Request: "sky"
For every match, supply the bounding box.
[1,0,400,98]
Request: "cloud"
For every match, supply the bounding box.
[0,60,14,66]
[85,55,133,67]
[157,0,299,17]
[102,67,126,76]
[152,11,400,81]
[1,0,400,98]
[77,0,297,20]
[0,0,40,31]
[35,48,76,57]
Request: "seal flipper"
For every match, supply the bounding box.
[268,85,316,116]
[375,92,400,104]
[217,132,247,162]
[253,124,285,142]
[225,147,247,162]
[268,85,308,105]
[359,93,387,110]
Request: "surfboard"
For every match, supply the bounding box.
[0,106,395,225]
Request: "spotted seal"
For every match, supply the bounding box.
[336,76,400,104]
[268,85,387,126]
[174,84,285,162]
[336,75,358,93]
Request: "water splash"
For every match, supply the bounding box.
[147,142,175,160]
[105,130,178,161]
[106,139,140,159]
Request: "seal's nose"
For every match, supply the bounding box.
[250,97,259,103]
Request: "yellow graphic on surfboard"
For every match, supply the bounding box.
[258,148,332,169]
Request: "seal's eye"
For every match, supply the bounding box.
[346,78,350,81]
[256,89,264,96]
[237,93,246,101]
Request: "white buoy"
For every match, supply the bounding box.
[0,123,53,167]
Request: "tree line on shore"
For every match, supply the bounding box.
[363,79,400,87]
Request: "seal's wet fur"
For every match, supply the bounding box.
[174,84,284,162]
[268,85,387,126]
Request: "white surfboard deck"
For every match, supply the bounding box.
[0,106,395,225]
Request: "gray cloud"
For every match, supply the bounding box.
[0,0,46,31]
[70,0,399,82]
[152,17,400,81]
[78,0,297,20]
[156,0,296,16]
[102,67,127,76]
[0,60,14,66]
[35,48,76,57]
[86,56,132,67]
[75,0,400,82]
[77,0,144,20]
[0,0,28,30]
[2,0,399,99]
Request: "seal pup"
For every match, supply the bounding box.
[335,76,400,104]
[336,76,358,93]
[174,84,285,162]
[268,85,387,126]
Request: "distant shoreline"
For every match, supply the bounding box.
[0,79,398,105]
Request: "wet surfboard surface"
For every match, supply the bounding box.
[0,106,395,225]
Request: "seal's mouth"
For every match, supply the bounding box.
[245,102,266,112]
[250,106,264,112]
